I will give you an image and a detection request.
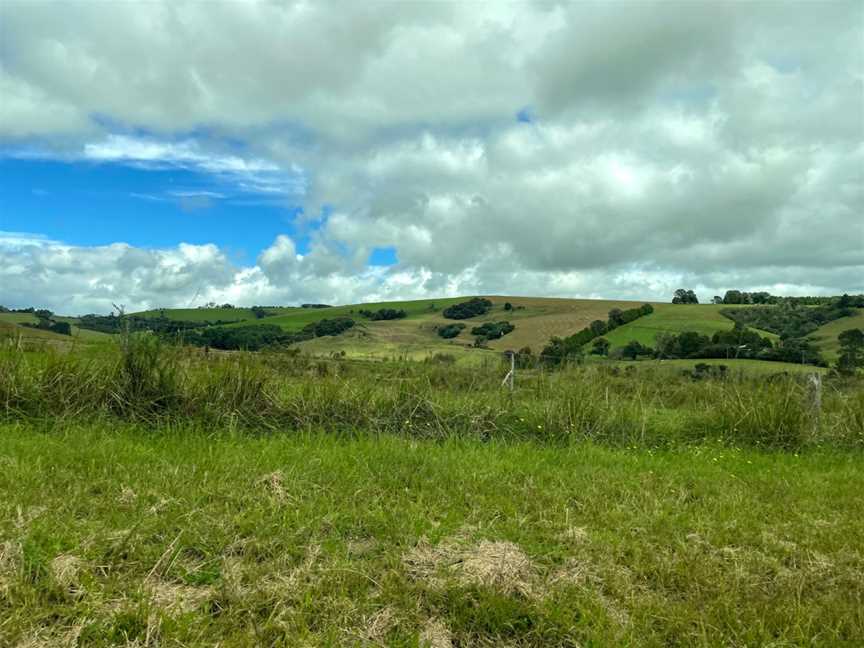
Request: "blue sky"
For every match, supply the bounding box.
[0,158,309,264]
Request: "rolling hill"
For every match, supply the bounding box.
[4,298,861,372]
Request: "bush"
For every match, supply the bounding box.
[358,308,406,321]
[470,321,514,340]
[438,323,466,339]
[443,298,493,320]
[310,317,355,337]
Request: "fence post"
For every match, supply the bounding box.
[807,372,822,434]
[501,350,515,392]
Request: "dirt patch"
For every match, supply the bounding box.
[420,618,453,648]
[118,486,137,505]
[457,541,535,596]
[258,470,293,501]
[50,554,86,596]
[0,540,22,596]
[146,581,213,614]
[403,535,537,597]
[363,606,396,643]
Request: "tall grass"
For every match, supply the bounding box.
[1,335,861,449]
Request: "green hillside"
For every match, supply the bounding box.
[10,296,847,373]
[135,306,297,323]
[807,308,864,361]
[0,312,112,344]
[602,304,777,349]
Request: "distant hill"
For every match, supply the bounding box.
[4,299,861,372]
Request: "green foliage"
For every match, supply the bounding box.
[722,302,854,339]
[836,328,864,374]
[358,308,407,321]
[542,304,654,365]
[672,289,699,304]
[438,323,466,339]
[470,321,515,340]
[618,340,654,360]
[309,317,355,337]
[590,337,610,356]
[443,298,493,320]
[21,318,72,336]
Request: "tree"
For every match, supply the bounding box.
[504,302,513,311]
[589,319,607,336]
[621,340,653,360]
[672,289,698,304]
[723,290,743,304]
[591,337,610,356]
[712,296,724,304]
[836,328,864,374]
[607,308,624,327]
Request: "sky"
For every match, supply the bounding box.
[1,0,862,315]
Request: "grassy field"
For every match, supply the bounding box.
[808,308,864,362]
[0,314,112,345]
[608,357,830,376]
[1,334,863,645]
[602,304,774,349]
[1,424,862,647]
[135,307,297,323]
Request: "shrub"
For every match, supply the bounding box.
[358,308,406,321]
[438,323,466,339]
[443,298,493,320]
[470,321,514,340]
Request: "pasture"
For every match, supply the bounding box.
[1,299,862,645]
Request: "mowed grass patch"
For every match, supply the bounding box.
[0,423,862,646]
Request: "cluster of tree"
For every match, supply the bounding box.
[649,326,826,365]
[358,308,407,321]
[1,306,55,318]
[443,298,493,320]
[77,314,240,335]
[672,289,699,304]
[541,304,654,364]
[713,292,864,307]
[183,324,295,351]
[301,303,332,309]
[837,329,864,374]
[181,317,355,351]
[251,306,277,319]
[470,321,515,341]
[21,314,72,336]
[437,323,466,339]
[722,301,855,339]
[198,302,237,309]
[309,317,355,337]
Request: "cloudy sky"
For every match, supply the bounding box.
[1,0,862,314]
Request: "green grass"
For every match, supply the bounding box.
[603,304,776,349]
[240,298,467,332]
[1,424,862,646]
[134,307,296,323]
[809,308,864,361]
[0,313,113,345]
[608,357,829,376]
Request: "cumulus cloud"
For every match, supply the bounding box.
[0,0,862,311]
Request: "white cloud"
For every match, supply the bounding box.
[0,0,862,307]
